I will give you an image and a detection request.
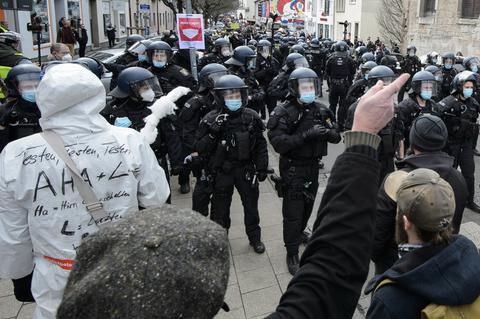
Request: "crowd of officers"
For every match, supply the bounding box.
[1,28,480,276]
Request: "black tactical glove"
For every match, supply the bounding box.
[302,124,328,140]
[257,171,268,182]
[209,114,228,135]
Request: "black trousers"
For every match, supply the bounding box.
[212,167,261,243]
[78,43,86,57]
[451,141,476,203]
[328,83,348,127]
[266,92,278,115]
[192,177,213,217]
[158,156,171,204]
[108,37,115,48]
[280,159,319,255]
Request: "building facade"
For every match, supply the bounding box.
[405,0,480,56]
[304,0,334,39]
[334,0,381,41]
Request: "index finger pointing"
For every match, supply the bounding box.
[378,73,411,98]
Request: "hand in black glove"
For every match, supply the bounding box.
[170,165,183,176]
[302,124,327,140]
[209,114,228,134]
[257,171,268,182]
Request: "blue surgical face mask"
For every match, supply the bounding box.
[21,91,36,103]
[364,73,369,80]
[225,99,242,111]
[444,63,452,69]
[463,88,474,99]
[299,92,316,104]
[153,60,166,68]
[420,90,432,100]
[138,54,147,62]
[114,117,132,128]
[471,65,478,73]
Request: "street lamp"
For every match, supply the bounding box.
[338,20,349,41]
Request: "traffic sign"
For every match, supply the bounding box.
[176,14,205,50]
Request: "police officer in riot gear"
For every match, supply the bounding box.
[146,41,195,94]
[355,45,368,68]
[290,44,305,55]
[362,52,375,64]
[346,61,377,107]
[0,64,41,152]
[224,45,265,114]
[74,57,105,79]
[425,51,440,67]
[398,44,422,102]
[247,39,258,53]
[110,34,145,67]
[437,71,480,213]
[463,56,480,155]
[325,40,356,130]
[345,65,402,181]
[268,67,340,275]
[194,74,268,253]
[198,38,233,71]
[397,70,440,157]
[305,38,326,97]
[439,52,458,100]
[267,53,310,104]
[255,40,280,117]
[179,63,228,216]
[104,39,153,91]
[105,67,184,203]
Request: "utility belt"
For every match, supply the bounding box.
[330,78,348,86]
[280,156,320,168]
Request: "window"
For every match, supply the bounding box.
[349,0,356,4]
[336,0,345,12]
[461,0,480,18]
[420,0,436,17]
[325,0,331,15]
[31,0,51,45]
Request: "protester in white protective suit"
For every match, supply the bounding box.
[0,63,170,319]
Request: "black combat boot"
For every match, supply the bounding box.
[286,254,300,275]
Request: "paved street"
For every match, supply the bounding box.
[2,93,480,318]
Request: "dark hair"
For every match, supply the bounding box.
[395,210,454,245]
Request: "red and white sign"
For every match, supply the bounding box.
[176,14,205,50]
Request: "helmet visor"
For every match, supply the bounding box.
[413,80,438,96]
[127,41,148,56]
[216,87,249,108]
[151,49,170,63]
[289,77,321,97]
[208,70,228,86]
[247,57,257,70]
[129,77,163,99]
[16,73,40,93]
[220,45,233,57]
[258,46,271,58]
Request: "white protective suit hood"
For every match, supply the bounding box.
[37,63,110,135]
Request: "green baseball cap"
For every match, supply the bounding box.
[384,168,455,232]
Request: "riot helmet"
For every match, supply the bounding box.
[283,53,309,72]
[355,46,368,57]
[427,51,439,65]
[214,38,233,58]
[425,65,443,83]
[287,36,296,45]
[288,67,320,104]
[463,56,480,73]
[110,67,162,102]
[290,44,305,55]
[366,65,396,87]
[146,41,173,69]
[248,39,258,47]
[198,63,228,93]
[451,70,476,97]
[127,39,152,63]
[334,41,348,52]
[380,55,398,73]
[407,45,417,56]
[310,38,321,48]
[225,46,257,70]
[362,52,375,63]
[442,52,456,69]
[5,64,41,101]
[411,70,438,100]
[73,57,104,79]
[126,34,145,49]
[0,31,22,51]
[213,74,249,113]
[257,40,272,59]
[361,61,377,80]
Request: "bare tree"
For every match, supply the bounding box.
[192,0,240,25]
[376,0,408,47]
